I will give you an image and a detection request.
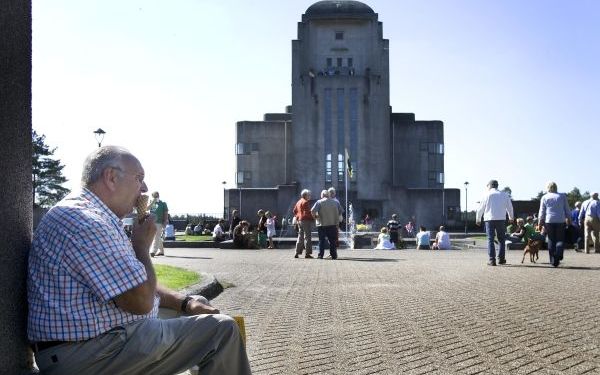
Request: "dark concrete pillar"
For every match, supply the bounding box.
[0,0,33,373]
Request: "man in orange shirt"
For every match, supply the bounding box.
[293,189,315,258]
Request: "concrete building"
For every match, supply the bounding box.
[225,0,460,229]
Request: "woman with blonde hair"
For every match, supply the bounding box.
[374,227,395,249]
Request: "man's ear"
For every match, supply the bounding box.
[103,167,120,192]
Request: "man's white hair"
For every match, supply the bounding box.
[81,146,132,187]
[321,190,329,198]
[301,189,311,199]
[327,187,336,197]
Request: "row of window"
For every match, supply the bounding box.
[325,153,353,182]
[420,142,444,154]
[428,172,444,185]
[326,57,353,68]
[236,142,259,155]
[236,171,251,185]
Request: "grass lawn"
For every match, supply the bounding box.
[155,264,201,290]
[175,234,213,242]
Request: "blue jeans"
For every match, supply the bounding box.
[485,220,506,261]
[545,223,565,265]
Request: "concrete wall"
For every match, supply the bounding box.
[236,121,291,188]
[0,0,33,372]
[224,185,298,228]
[391,114,444,189]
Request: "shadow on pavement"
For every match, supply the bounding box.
[338,257,401,263]
[163,255,213,260]
[504,264,600,271]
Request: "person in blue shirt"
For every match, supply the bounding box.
[538,181,571,267]
[416,226,431,250]
[569,201,582,251]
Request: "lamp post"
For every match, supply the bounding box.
[222,181,227,220]
[93,128,106,147]
[464,181,469,234]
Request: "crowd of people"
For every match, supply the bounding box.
[476,179,599,267]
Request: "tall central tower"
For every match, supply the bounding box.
[229,1,460,229]
[291,1,390,200]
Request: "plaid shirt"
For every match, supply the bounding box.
[28,188,159,341]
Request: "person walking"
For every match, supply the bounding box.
[579,192,600,254]
[293,189,315,258]
[311,190,342,259]
[475,179,514,266]
[149,191,168,257]
[538,181,571,267]
[266,211,276,249]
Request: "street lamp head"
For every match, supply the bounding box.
[93,128,106,147]
[464,181,469,187]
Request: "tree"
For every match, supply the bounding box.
[566,187,590,208]
[532,187,590,207]
[32,130,70,207]
[532,191,544,201]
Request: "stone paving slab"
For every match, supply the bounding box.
[155,247,600,374]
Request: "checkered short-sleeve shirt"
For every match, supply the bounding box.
[27,188,159,341]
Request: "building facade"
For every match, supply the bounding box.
[226,0,460,229]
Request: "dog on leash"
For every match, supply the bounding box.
[521,239,542,263]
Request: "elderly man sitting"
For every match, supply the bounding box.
[27,146,251,375]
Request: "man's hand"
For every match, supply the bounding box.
[186,299,220,315]
[475,221,481,227]
[131,214,156,257]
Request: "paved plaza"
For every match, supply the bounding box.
[155,246,600,375]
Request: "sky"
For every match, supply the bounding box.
[32,0,600,215]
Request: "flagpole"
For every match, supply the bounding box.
[345,149,349,245]
[345,158,348,239]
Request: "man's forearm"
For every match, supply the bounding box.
[157,285,185,310]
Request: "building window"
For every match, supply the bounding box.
[438,172,444,184]
[236,171,252,184]
[337,153,344,181]
[347,58,353,67]
[325,153,332,182]
[236,143,244,155]
[337,57,343,67]
[236,142,259,155]
[421,142,444,154]
[326,58,332,67]
[335,31,344,40]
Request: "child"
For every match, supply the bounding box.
[266,211,276,249]
[374,227,395,249]
[416,226,431,250]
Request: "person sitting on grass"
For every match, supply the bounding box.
[212,219,226,242]
[416,226,431,250]
[505,218,526,245]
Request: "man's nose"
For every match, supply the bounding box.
[141,181,148,193]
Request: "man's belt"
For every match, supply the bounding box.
[31,341,69,352]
